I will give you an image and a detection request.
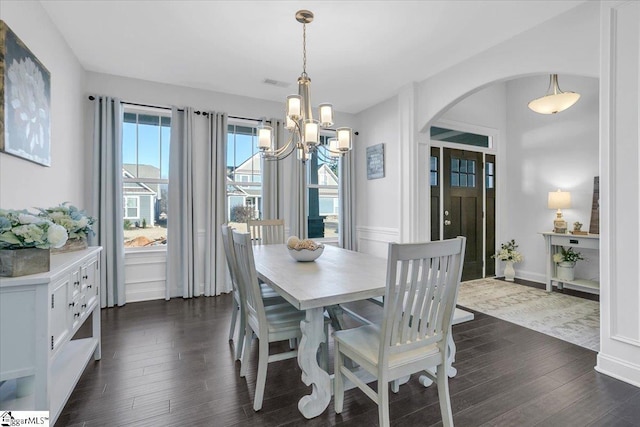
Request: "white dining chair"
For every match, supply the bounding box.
[220,224,286,362]
[333,237,466,427]
[247,219,285,245]
[232,230,326,411]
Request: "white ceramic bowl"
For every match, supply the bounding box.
[287,245,324,262]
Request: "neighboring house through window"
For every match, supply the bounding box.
[307,135,339,240]
[122,110,171,247]
[227,123,262,230]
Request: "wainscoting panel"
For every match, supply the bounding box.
[356,226,400,258]
[124,249,167,303]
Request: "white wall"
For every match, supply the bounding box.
[0,1,87,210]
[354,95,401,257]
[504,75,599,283]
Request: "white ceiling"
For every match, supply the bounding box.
[41,1,586,114]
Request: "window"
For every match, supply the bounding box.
[431,126,491,148]
[450,158,476,188]
[307,135,339,240]
[430,155,438,187]
[122,110,170,247]
[486,161,495,189]
[227,123,262,231]
[123,196,140,219]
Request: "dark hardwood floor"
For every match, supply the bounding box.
[59,294,639,427]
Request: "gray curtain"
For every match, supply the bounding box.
[204,112,230,296]
[339,151,357,250]
[262,119,284,220]
[166,107,199,299]
[91,96,125,307]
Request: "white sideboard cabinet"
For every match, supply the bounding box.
[541,232,599,294]
[0,247,102,425]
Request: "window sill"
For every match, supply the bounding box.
[124,246,168,255]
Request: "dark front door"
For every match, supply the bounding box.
[443,149,483,281]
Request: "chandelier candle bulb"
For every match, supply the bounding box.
[337,127,352,151]
[319,103,334,127]
[304,120,320,145]
[258,126,273,150]
[287,95,302,119]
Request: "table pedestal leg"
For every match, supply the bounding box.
[298,307,331,418]
[418,333,458,387]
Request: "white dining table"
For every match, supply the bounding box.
[252,244,472,419]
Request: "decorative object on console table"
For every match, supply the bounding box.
[0,247,50,277]
[0,209,67,276]
[571,221,588,235]
[37,203,95,253]
[492,239,523,282]
[0,20,52,166]
[548,189,571,233]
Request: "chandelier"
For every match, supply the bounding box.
[257,10,353,163]
[528,74,581,114]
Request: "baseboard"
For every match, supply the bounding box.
[596,353,640,388]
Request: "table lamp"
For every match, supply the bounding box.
[548,189,571,233]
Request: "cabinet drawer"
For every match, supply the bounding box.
[550,235,599,249]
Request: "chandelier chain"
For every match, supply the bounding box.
[302,23,307,77]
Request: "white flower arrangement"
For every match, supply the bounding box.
[0,209,68,249]
[492,239,524,263]
[38,203,95,240]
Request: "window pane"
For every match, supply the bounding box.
[460,174,468,187]
[460,160,467,173]
[430,171,438,187]
[122,111,170,247]
[430,156,437,172]
[430,126,490,148]
[227,124,262,224]
[451,158,459,172]
[451,173,459,187]
[469,160,476,173]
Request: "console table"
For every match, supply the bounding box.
[541,232,599,294]
[0,247,102,425]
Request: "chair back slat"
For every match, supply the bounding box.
[221,224,241,299]
[232,230,267,332]
[248,219,285,245]
[380,237,466,362]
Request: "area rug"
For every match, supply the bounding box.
[457,278,599,351]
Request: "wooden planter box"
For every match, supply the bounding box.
[52,237,88,254]
[0,248,50,277]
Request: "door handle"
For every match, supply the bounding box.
[444,220,452,226]
[444,210,450,216]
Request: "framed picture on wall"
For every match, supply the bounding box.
[366,143,385,180]
[0,20,51,166]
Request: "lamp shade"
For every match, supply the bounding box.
[318,103,334,127]
[287,95,302,120]
[548,190,571,209]
[257,126,273,150]
[528,92,581,114]
[528,74,580,114]
[336,127,352,151]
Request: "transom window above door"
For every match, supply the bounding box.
[431,126,491,148]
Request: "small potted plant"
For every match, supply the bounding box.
[492,239,523,282]
[553,246,584,281]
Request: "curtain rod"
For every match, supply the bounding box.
[87,96,358,134]
[88,96,260,120]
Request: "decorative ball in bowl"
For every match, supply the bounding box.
[286,236,325,262]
